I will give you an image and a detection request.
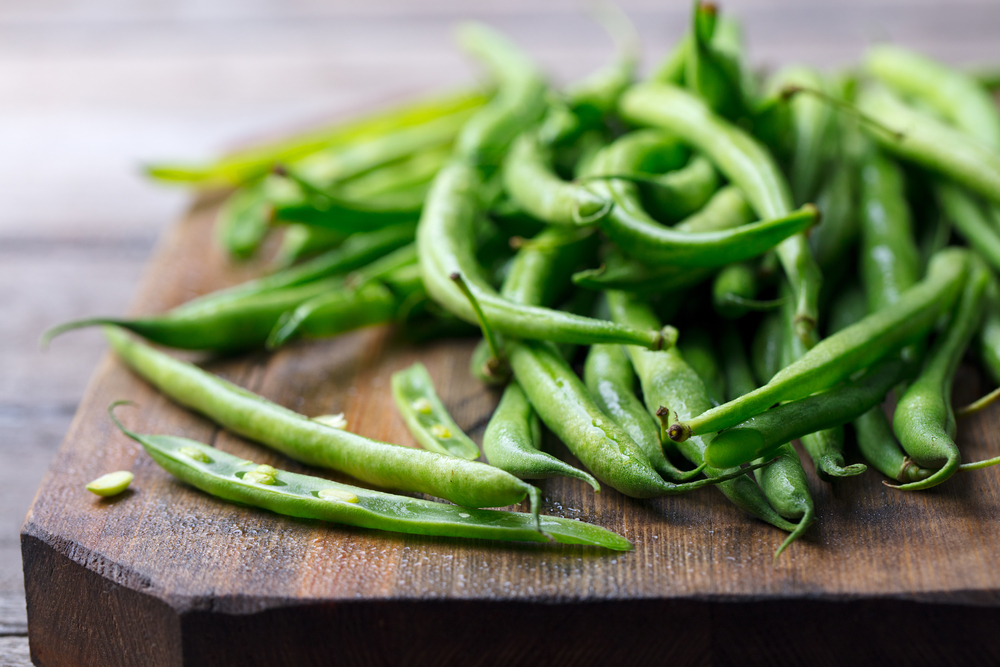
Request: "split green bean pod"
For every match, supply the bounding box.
[391,362,481,460]
[104,327,539,511]
[110,405,629,550]
[582,132,819,268]
[417,159,675,350]
[502,131,610,225]
[619,81,822,339]
[605,291,799,540]
[892,260,991,490]
[668,247,970,442]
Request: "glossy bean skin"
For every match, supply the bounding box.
[606,291,797,533]
[585,342,700,481]
[43,224,416,351]
[705,357,907,468]
[619,82,822,338]
[642,154,720,224]
[507,338,767,498]
[146,89,486,187]
[391,362,481,460]
[936,183,1000,274]
[583,135,818,268]
[751,443,814,549]
[892,261,991,490]
[857,86,1000,205]
[104,327,537,510]
[453,23,548,168]
[668,248,970,441]
[860,150,922,313]
[502,132,609,225]
[677,328,726,407]
[418,160,674,350]
[483,381,599,489]
[111,410,630,550]
[827,286,933,483]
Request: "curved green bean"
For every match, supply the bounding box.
[643,155,720,224]
[667,247,970,442]
[111,405,629,550]
[391,362,481,460]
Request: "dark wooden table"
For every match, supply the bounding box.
[7,1,1000,665]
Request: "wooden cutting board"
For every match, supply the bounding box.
[21,191,1000,667]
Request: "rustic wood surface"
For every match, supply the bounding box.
[8,0,1000,665]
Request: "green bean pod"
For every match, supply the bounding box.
[273,225,346,268]
[668,247,970,441]
[583,138,819,268]
[827,286,933,483]
[619,81,822,339]
[43,224,416,351]
[508,339,767,498]
[483,381,599,489]
[712,263,774,319]
[857,86,1000,205]
[502,132,610,225]
[936,183,1000,274]
[685,1,745,121]
[112,407,629,550]
[273,187,423,234]
[705,357,907,468]
[391,362,481,460]
[585,342,702,481]
[606,291,799,537]
[642,154,720,224]
[104,327,538,510]
[677,328,726,407]
[454,23,548,168]
[751,312,784,385]
[771,66,836,206]
[216,182,272,260]
[892,260,991,490]
[751,443,814,554]
[979,281,1000,386]
[418,160,674,350]
[650,32,690,85]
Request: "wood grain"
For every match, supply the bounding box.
[21,189,1000,665]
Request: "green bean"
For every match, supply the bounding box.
[811,152,860,270]
[391,362,481,460]
[606,291,799,538]
[331,143,449,202]
[677,328,725,406]
[752,443,814,555]
[826,285,934,483]
[620,82,822,337]
[705,357,907,468]
[860,149,922,313]
[751,312,784,386]
[482,381,599,489]
[936,182,1000,273]
[712,263,782,319]
[216,182,272,260]
[650,32,690,85]
[105,327,546,512]
[418,160,674,350]
[685,1,745,120]
[43,224,416,351]
[502,131,610,225]
[892,260,992,490]
[642,155,721,224]
[865,44,1000,151]
[507,338,766,498]
[582,137,819,268]
[585,342,702,481]
[572,249,714,294]
[979,281,1000,386]
[110,404,629,549]
[272,184,423,234]
[667,247,970,442]
[454,23,548,168]
[673,184,754,233]
[857,85,1000,205]
[273,225,346,268]
[145,89,487,187]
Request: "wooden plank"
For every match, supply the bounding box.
[21,188,1000,666]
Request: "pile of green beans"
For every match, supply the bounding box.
[47,7,1000,557]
